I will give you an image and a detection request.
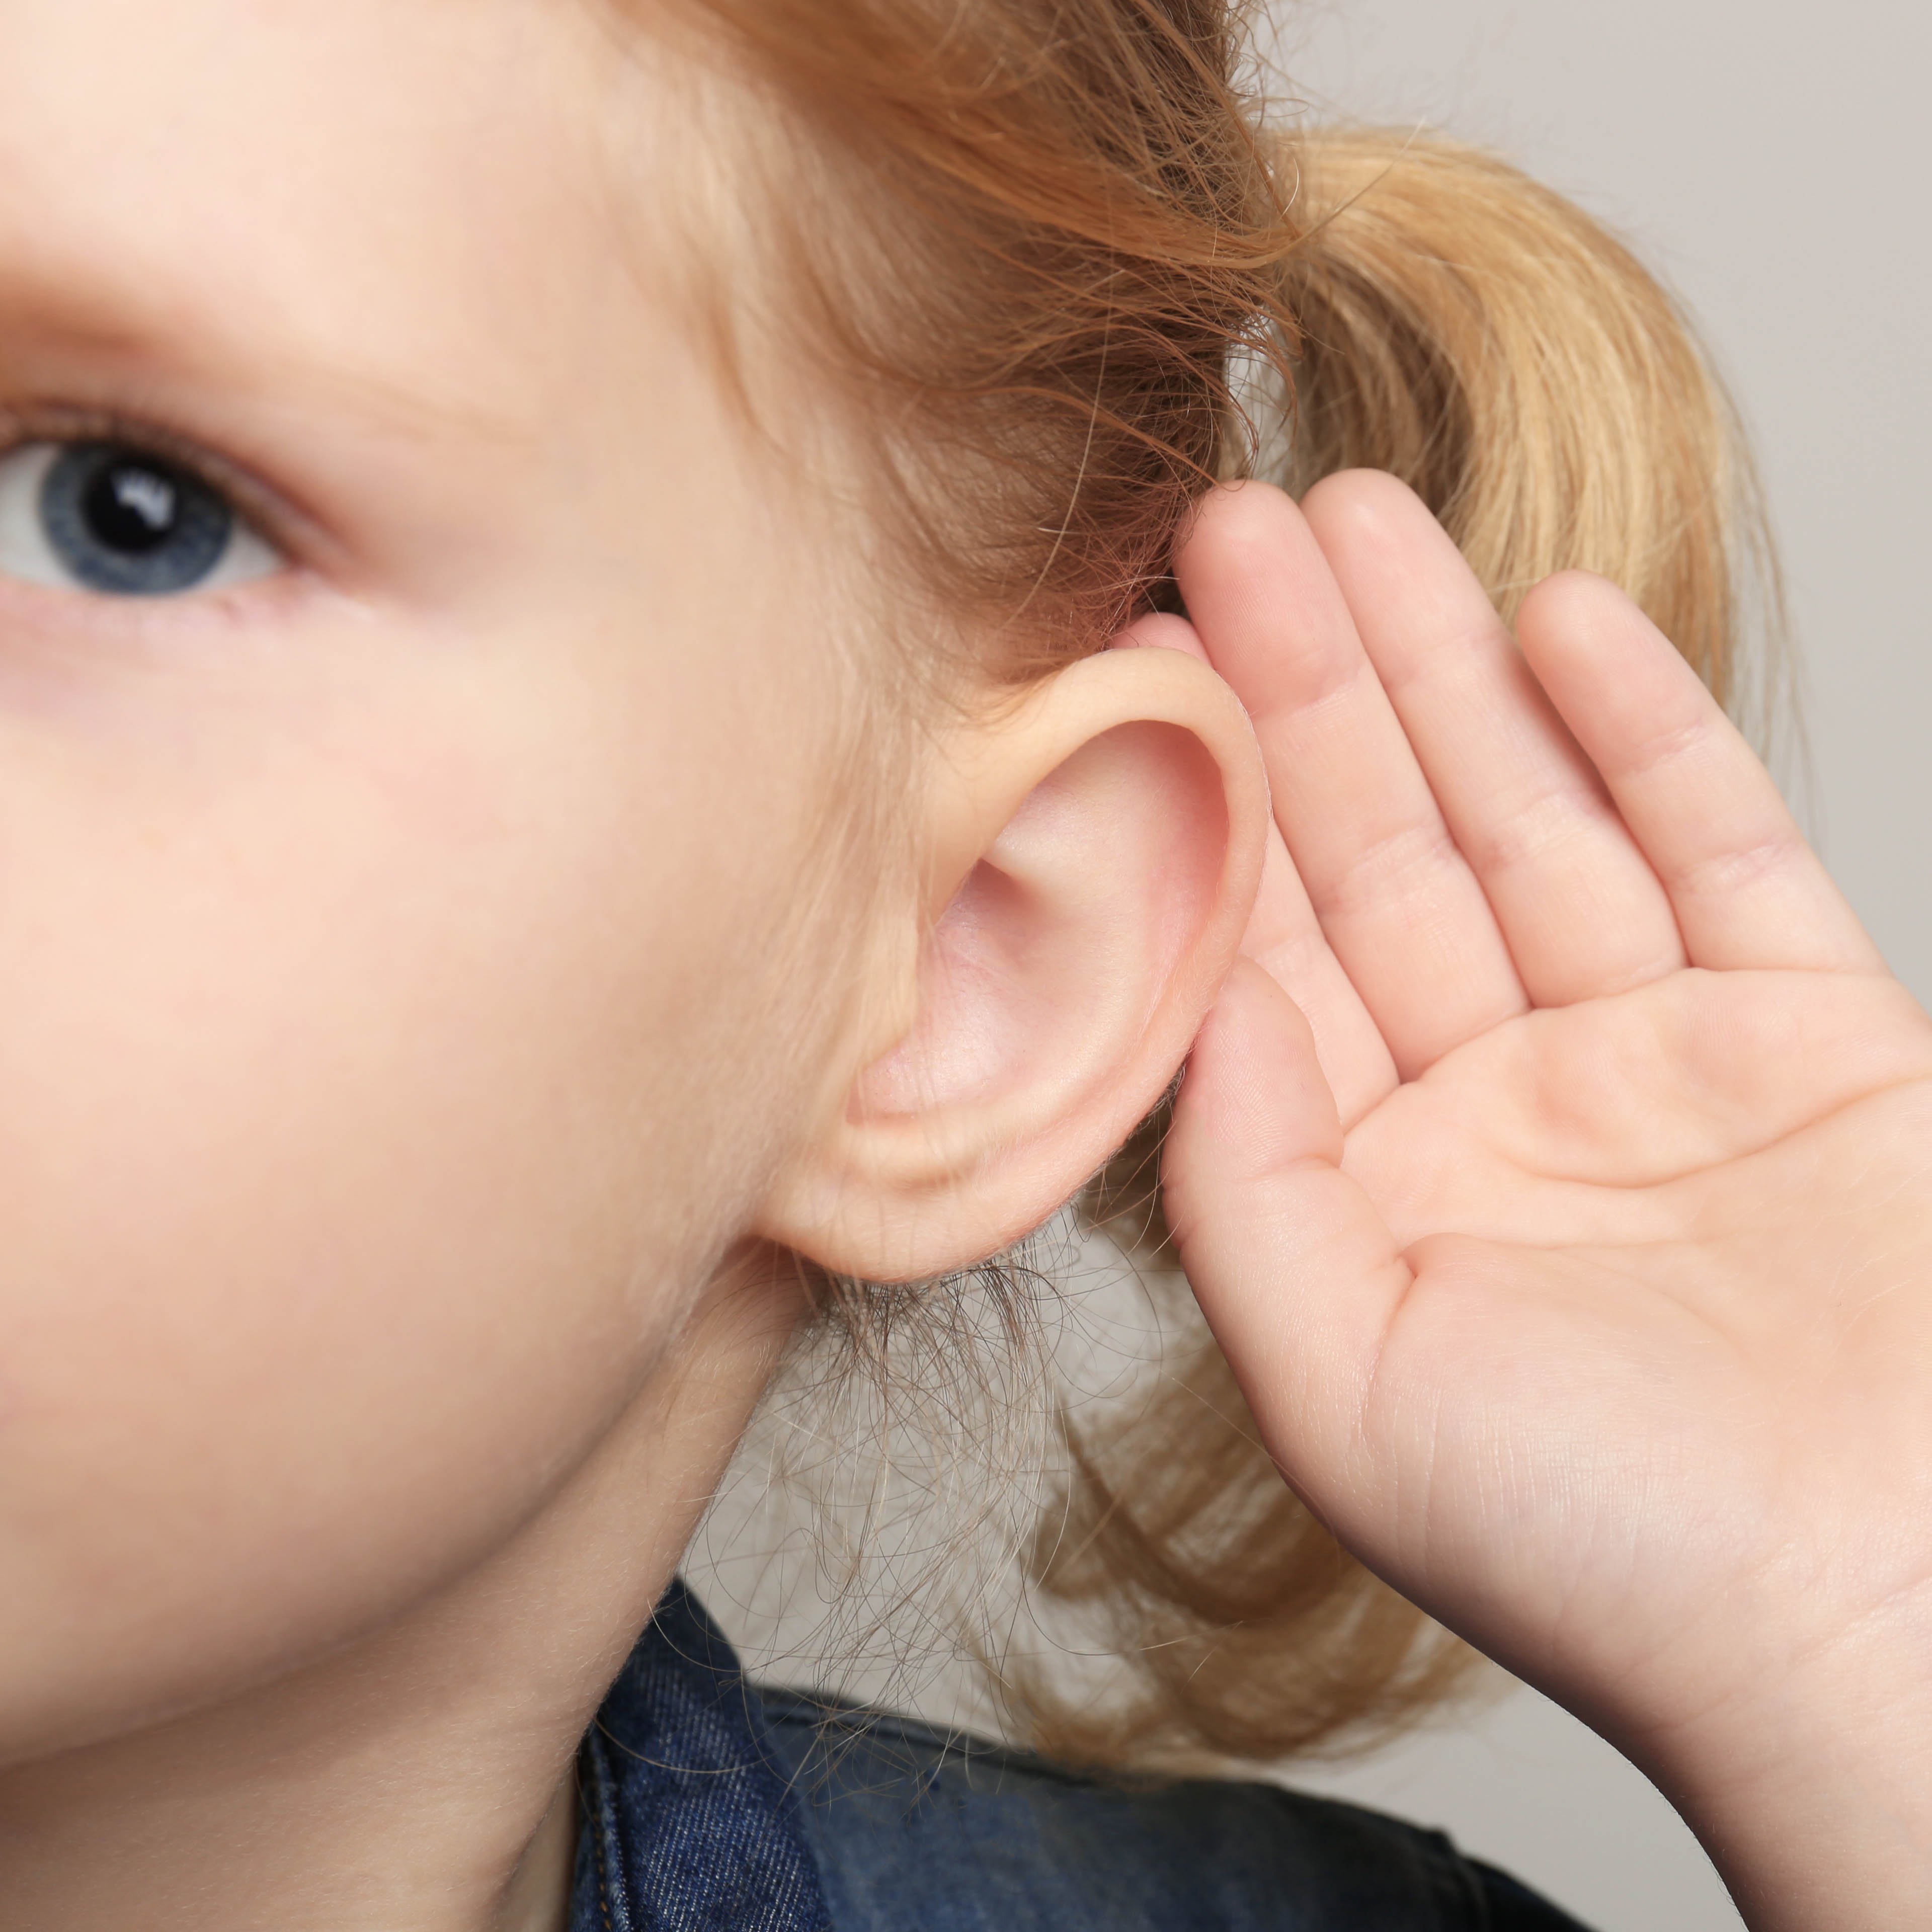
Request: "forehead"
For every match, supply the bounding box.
[0,0,649,432]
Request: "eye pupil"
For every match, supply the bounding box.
[38,443,234,595]
[87,463,181,553]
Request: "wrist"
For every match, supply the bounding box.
[1627,1614,1932,1931]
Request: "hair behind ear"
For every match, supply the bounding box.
[1012,129,1782,1777]
[1273,129,1783,723]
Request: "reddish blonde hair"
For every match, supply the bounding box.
[645,0,1776,1768]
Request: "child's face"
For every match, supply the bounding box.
[0,0,860,1758]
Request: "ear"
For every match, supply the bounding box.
[754,625,1268,1283]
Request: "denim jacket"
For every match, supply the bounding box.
[570,1582,1590,1932]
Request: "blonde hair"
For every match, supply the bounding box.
[650,0,1778,1770]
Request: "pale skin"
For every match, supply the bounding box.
[0,4,1926,1932]
[0,4,1263,1926]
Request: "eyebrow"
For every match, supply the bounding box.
[0,271,159,365]
[0,244,533,454]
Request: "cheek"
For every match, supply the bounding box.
[0,638,812,1759]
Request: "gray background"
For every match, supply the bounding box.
[1267,2,1932,1924]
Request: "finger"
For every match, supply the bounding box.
[1163,958,1408,1485]
[1517,573,1883,973]
[1111,610,1399,1122]
[1177,483,1527,1080]
[1305,474,1687,1005]
[1244,837,1400,1128]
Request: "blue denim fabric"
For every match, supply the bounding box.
[572,1581,832,1932]
[572,1585,1592,1932]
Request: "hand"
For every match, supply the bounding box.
[1155,474,1932,1931]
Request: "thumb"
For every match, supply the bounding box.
[1164,958,1411,1493]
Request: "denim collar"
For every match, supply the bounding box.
[571,1580,832,1932]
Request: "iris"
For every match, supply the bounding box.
[39,443,236,596]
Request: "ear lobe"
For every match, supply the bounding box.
[756,644,1267,1284]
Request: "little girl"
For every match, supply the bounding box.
[1,0,1926,1927]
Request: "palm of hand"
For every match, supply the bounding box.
[1345,967,1932,1719]
[1153,474,1932,1796]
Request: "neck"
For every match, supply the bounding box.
[0,1274,799,1932]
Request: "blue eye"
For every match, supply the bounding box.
[0,440,280,598]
